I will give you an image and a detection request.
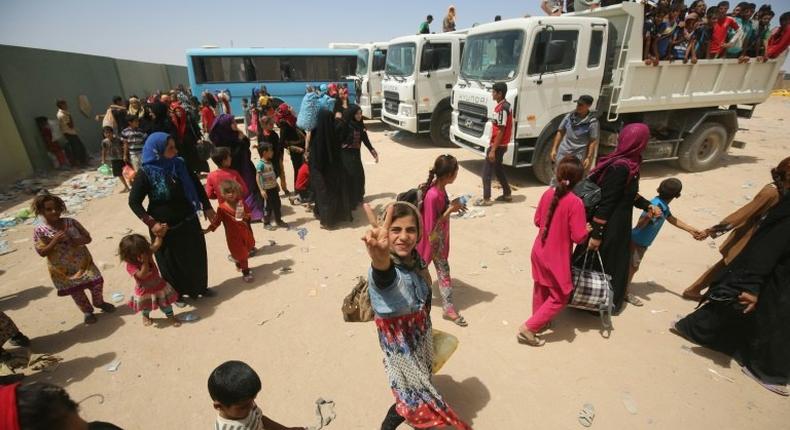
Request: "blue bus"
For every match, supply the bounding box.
[186,47,358,115]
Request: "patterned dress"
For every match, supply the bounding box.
[126,260,179,313]
[370,259,471,429]
[0,312,20,346]
[33,218,103,296]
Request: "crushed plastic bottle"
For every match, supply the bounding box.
[179,313,200,322]
[296,227,308,241]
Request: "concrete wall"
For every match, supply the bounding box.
[0,44,187,181]
[0,86,33,185]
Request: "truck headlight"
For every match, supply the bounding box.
[400,104,413,117]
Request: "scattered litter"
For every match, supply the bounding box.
[578,403,595,428]
[258,310,286,326]
[15,209,32,220]
[110,293,125,303]
[467,271,480,276]
[0,240,16,256]
[0,218,19,229]
[707,368,735,383]
[296,227,308,240]
[320,283,328,288]
[279,266,293,274]
[268,240,276,246]
[707,240,717,249]
[480,262,488,269]
[501,320,509,326]
[741,181,753,189]
[308,289,318,297]
[178,313,200,322]
[650,309,668,314]
[497,247,512,255]
[76,393,105,405]
[622,392,638,415]
[105,360,121,372]
[453,208,486,219]
[306,398,336,430]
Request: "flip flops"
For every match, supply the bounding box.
[516,330,545,347]
[742,366,790,397]
[625,293,644,307]
[578,403,596,427]
[443,313,468,327]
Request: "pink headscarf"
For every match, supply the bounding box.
[0,383,20,430]
[591,123,650,184]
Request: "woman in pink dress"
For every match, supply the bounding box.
[519,156,589,346]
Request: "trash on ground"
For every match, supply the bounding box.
[707,368,735,383]
[650,309,668,314]
[308,289,318,297]
[178,313,200,322]
[306,397,337,430]
[110,293,125,303]
[279,266,293,274]
[497,247,512,255]
[480,262,488,269]
[622,392,638,415]
[296,227,308,240]
[106,360,121,372]
[578,403,595,428]
[0,241,16,256]
[501,320,509,326]
[258,310,286,326]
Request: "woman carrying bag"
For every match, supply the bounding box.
[577,123,662,314]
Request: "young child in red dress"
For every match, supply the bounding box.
[205,147,248,206]
[118,234,181,327]
[204,180,257,282]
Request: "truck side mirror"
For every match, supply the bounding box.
[545,40,567,66]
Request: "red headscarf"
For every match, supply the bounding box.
[169,102,187,139]
[327,83,338,97]
[590,122,650,184]
[275,103,296,128]
[0,383,20,430]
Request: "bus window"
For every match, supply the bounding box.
[371,49,387,72]
[252,56,280,81]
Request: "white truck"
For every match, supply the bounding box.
[356,42,389,119]
[450,2,787,184]
[382,31,467,145]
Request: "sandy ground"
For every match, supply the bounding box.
[1,96,789,429]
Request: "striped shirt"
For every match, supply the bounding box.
[121,127,147,153]
[214,406,264,430]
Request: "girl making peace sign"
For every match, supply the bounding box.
[362,202,471,430]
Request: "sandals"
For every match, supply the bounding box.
[742,366,789,396]
[494,195,513,203]
[578,403,596,427]
[516,330,545,347]
[473,198,493,207]
[443,313,468,327]
[538,321,553,334]
[84,314,98,325]
[625,293,643,307]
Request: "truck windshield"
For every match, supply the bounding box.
[461,30,524,81]
[357,49,369,76]
[386,43,416,77]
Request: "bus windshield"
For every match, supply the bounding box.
[386,43,416,77]
[357,49,369,76]
[461,30,524,82]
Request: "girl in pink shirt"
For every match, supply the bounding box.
[518,156,589,346]
[416,155,468,326]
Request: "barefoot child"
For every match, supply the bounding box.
[118,234,181,327]
[32,193,115,324]
[204,180,256,282]
[627,178,703,305]
[417,154,469,326]
[208,360,306,430]
[518,156,588,346]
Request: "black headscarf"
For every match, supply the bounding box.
[343,104,365,131]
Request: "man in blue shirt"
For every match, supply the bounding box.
[627,178,704,306]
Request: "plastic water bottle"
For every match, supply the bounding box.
[234,202,244,221]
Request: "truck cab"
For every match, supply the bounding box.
[382,32,467,145]
[451,3,785,184]
[356,42,389,119]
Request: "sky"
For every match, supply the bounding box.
[1,0,788,70]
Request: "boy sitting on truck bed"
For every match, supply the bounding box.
[707,5,741,58]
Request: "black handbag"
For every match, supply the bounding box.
[573,177,601,217]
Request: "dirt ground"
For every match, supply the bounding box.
[1,96,789,429]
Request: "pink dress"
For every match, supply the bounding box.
[126,261,179,312]
[417,186,449,263]
[531,188,589,293]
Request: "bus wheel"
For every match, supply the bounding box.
[677,122,727,172]
[430,109,452,147]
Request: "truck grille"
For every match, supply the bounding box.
[384,91,399,115]
[457,101,488,138]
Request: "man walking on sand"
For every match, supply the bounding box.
[56,99,88,167]
[476,82,513,206]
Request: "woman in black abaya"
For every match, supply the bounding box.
[310,110,351,228]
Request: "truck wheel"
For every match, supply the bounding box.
[532,139,554,185]
[430,109,452,147]
[677,123,728,172]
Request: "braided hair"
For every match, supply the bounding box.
[421,154,459,193]
[542,156,584,243]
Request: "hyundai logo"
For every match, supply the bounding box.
[465,119,473,128]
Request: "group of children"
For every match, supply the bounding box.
[643,1,788,65]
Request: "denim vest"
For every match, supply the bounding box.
[368,265,430,318]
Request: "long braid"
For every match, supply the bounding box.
[542,155,584,243]
[421,169,436,194]
[542,183,570,243]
